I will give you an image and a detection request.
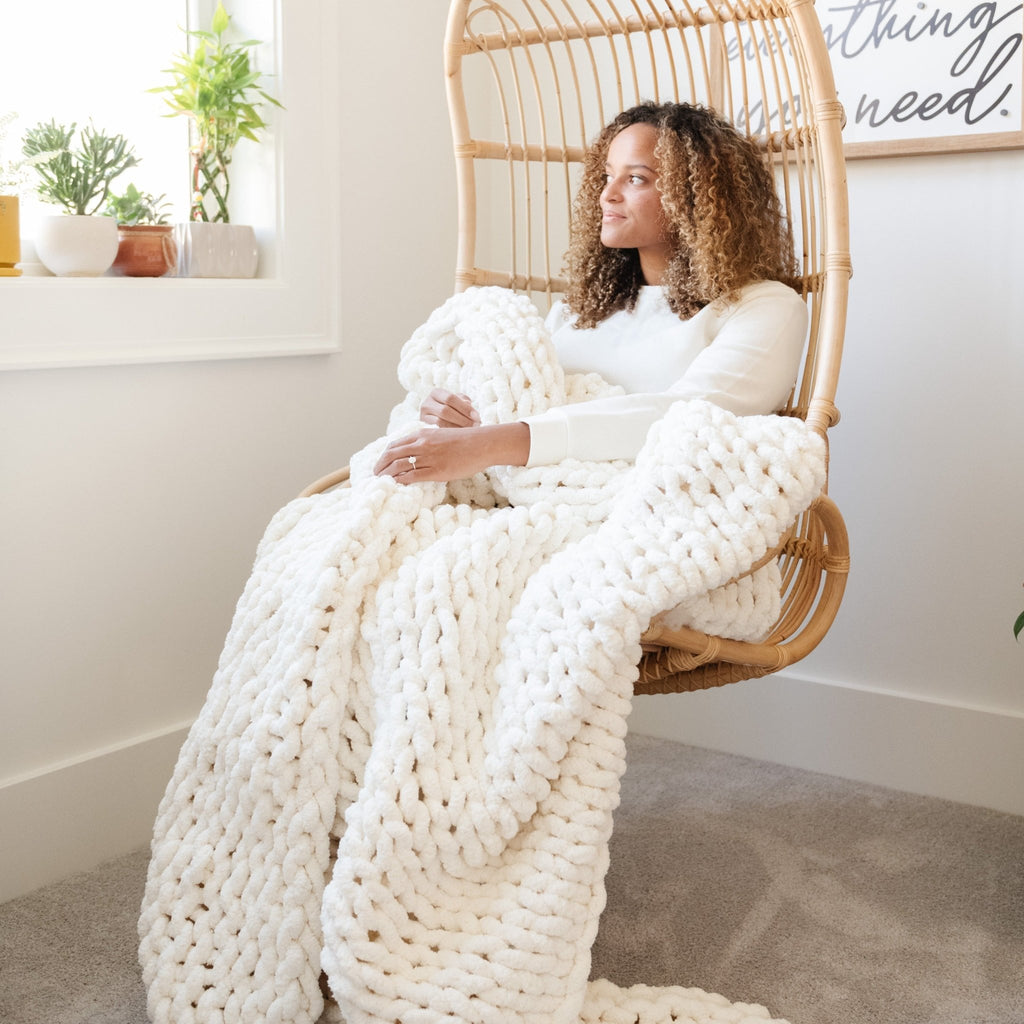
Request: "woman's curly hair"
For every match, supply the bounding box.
[564,101,801,327]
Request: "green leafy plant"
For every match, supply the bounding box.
[21,120,139,216]
[151,1,282,223]
[106,183,171,226]
[1015,590,1024,642]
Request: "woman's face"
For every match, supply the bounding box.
[599,122,671,284]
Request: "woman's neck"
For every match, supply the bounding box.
[639,246,668,285]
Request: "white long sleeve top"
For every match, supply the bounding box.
[523,280,808,466]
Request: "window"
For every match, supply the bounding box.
[0,1,340,370]
[2,2,191,237]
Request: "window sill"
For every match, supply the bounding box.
[0,271,339,371]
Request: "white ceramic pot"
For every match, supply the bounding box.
[35,214,119,277]
[176,222,258,278]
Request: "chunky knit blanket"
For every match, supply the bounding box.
[139,287,825,1024]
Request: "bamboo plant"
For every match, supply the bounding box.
[151,1,281,223]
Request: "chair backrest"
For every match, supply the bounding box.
[443,0,851,437]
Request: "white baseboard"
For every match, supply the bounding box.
[4,675,1021,905]
[627,671,1024,817]
[0,723,191,904]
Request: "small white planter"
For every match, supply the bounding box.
[35,214,119,277]
[175,222,258,278]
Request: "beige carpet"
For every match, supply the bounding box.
[2,732,1022,1024]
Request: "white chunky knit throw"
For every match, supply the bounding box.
[139,287,826,1024]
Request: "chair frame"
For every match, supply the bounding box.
[304,0,852,693]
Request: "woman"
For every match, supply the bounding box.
[374,100,807,482]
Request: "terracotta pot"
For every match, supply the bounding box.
[0,195,22,277]
[35,214,119,276]
[110,224,178,278]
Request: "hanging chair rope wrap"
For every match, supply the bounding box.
[441,0,852,688]
[140,287,827,1024]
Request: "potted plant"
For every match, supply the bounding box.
[0,112,28,277]
[106,183,177,277]
[21,119,139,276]
[151,1,281,277]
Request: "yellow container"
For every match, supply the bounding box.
[0,195,22,276]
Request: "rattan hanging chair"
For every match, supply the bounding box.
[303,0,851,695]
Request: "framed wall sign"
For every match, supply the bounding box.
[818,0,1024,157]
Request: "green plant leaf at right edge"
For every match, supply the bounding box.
[1015,610,1024,642]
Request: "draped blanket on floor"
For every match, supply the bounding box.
[139,287,823,1024]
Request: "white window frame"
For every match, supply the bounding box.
[0,0,340,371]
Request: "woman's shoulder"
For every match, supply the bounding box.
[732,278,804,306]
[706,278,805,323]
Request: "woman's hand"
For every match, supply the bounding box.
[419,389,481,428]
[373,422,530,483]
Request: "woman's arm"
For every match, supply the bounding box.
[525,282,808,466]
[374,387,527,482]
[373,422,530,482]
[375,281,805,480]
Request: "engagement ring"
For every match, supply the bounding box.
[408,455,417,468]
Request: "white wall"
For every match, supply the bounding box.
[629,147,1024,816]
[3,3,1023,904]
[0,0,456,902]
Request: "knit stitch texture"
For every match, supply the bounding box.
[139,287,825,1024]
